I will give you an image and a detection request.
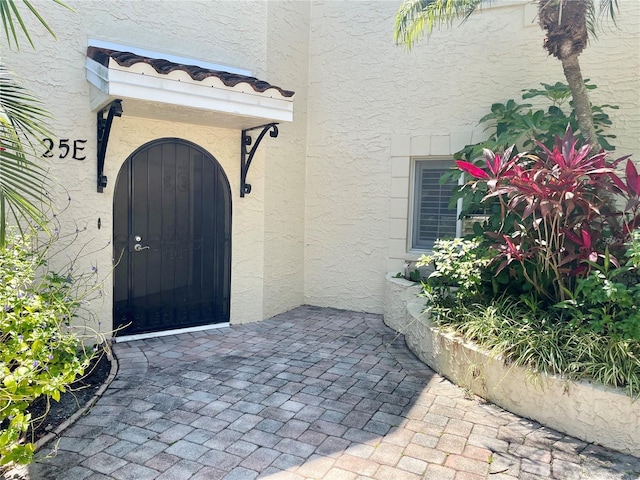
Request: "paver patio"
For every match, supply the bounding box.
[4,306,640,479]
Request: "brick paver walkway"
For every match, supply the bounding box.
[5,306,640,479]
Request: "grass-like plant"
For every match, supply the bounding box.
[426,294,640,397]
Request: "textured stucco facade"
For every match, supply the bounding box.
[2,0,639,332]
[304,0,640,312]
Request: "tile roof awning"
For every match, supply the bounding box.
[86,47,295,129]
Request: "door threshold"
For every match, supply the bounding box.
[114,322,230,343]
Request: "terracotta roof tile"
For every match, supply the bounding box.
[87,47,294,98]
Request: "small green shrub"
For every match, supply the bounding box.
[416,238,493,298]
[0,232,99,465]
[556,233,640,341]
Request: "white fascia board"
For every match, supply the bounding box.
[106,69,293,122]
[86,58,109,94]
[86,58,115,111]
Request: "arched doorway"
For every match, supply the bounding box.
[113,138,231,335]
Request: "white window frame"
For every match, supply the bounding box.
[408,158,463,252]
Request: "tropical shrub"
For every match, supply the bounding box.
[419,129,640,395]
[445,81,618,229]
[455,128,638,304]
[416,237,492,299]
[0,231,100,466]
[556,231,640,341]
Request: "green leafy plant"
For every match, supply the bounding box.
[0,2,104,465]
[426,294,640,397]
[417,237,493,299]
[456,81,617,164]
[0,230,104,466]
[556,233,640,340]
[407,267,425,282]
[444,81,618,228]
[456,128,636,303]
[626,229,640,268]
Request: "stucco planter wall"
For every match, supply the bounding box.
[383,274,640,457]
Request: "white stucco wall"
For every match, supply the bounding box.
[262,1,310,319]
[2,0,305,332]
[304,0,640,313]
[2,0,638,330]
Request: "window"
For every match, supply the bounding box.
[411,159,460,250]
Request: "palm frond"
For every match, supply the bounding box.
[0,0,72,49]
[394,0,485,49]
[0,65,53,248]
[586,0,619,39]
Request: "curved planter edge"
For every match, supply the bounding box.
[33,350,119,453]
[383,273,640,457]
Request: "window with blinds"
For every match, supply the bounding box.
[412,160,458,249]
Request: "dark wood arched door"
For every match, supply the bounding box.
[113,138,231,335]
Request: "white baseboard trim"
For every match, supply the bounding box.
[114,322,230,343]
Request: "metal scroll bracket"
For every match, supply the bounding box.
[96,99,123,192]
[240,123,279,197]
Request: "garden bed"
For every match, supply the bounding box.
[20,351,117,458]
[383,273,640,457]
[26,352,114,443]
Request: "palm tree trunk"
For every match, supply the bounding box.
[561,52,598,151]
[538,0,598,151]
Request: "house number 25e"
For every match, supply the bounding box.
[42,138,87,160]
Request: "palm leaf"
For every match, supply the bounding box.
[0,0,18,48]
[586,0,619,39]
[0,65,53,248]
[0,0,71,49]
[396,1,619,49]
[395,0,485,49]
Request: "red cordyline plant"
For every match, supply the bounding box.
[456,128,639,303]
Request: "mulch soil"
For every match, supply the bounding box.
[25,352,112,443]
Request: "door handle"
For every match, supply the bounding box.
[134,243,150,252]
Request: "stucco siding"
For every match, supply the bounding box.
[1,0,288,331]
[1,0,638,329]
[304,0,640,313]
[262,0,310,319]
